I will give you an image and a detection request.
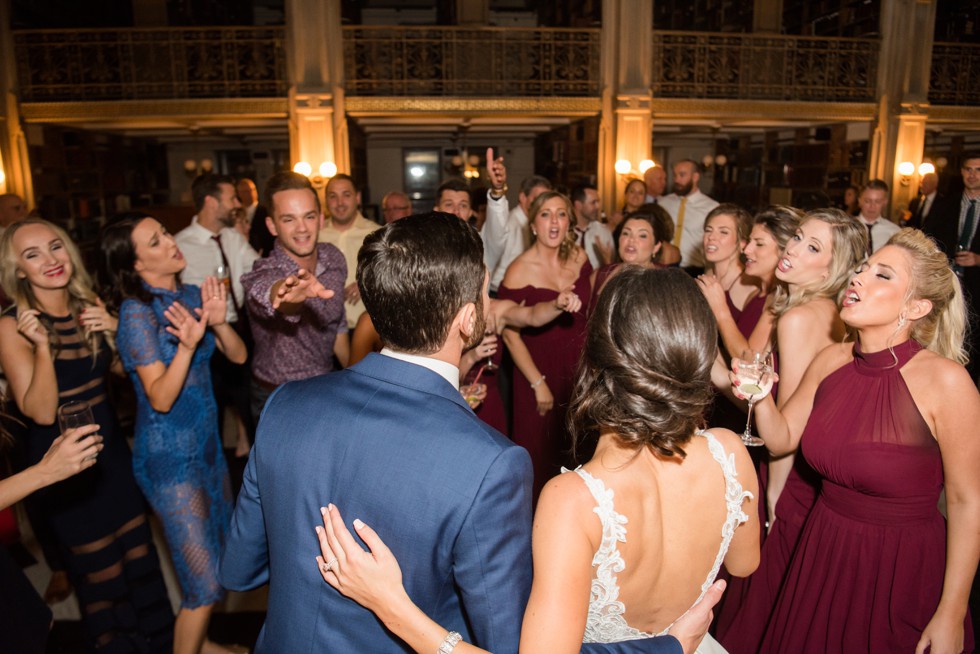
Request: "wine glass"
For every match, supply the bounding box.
[733,350,774,447]
[483,312,498,372]
[58,401,96,443]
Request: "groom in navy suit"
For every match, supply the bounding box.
[220,212,716,653]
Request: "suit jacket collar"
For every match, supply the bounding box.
[351,352,470,411]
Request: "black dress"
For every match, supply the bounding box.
[22,312,173,652]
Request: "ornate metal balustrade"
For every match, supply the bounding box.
[14,27,287,102]
[930,43,980,106]
[343,26,600,97]
[652,31,879,102]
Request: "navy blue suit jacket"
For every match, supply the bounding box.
[220,353,680,654]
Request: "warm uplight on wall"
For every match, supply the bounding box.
[918,162,936,176]
[0,165,5,189]
[294,161,337,189]
[898,161,916,186]
[616,159,658,177]
[184,158,214,178]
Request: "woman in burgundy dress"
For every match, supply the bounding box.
[746,229,977,653]
[590,206,670,304]
[499,191,591,501]
[719,208,866,653]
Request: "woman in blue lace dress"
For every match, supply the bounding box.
[104,214,246,654]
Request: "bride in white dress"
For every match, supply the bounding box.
[315,267,760,654]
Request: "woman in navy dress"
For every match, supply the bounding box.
[0,218,173,651]
[105,214,246,654]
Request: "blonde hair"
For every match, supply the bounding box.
[0,219,109,359]
[887,229,968,364]
[770,208,866,317]
[528,191,580,263]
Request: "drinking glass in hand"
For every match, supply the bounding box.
[483,312,498,372]
[214,264,232,290]
[58,400,96,440]
[733,350,774,447]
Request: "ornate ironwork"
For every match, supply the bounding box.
[343,26,600,97]
[929,43,980,106]
[14,27,287,102]
[652,31,879,102]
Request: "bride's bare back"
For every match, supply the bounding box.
[522,427,759,651]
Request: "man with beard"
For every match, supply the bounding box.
[241,172,349,420]
[659,159,719,274]
[176,174,260,447]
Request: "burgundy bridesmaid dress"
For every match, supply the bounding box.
[760,340,973,653]
[497,261,592,501]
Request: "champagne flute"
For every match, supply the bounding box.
[483,312,498,372]
[733,350,774,447]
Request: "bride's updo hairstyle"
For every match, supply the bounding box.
[569,267,716,459]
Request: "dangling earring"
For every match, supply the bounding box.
[898,313,907,328]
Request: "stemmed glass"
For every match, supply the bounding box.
[733,350,774,447]
[483,312,498,372]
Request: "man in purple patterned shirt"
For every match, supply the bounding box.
[242,172,350,421]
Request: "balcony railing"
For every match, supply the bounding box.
[14,26,287,102]
[652,31,879,102]
[930,43,980,106]
[343,26,601,97]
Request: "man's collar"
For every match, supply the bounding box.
[380,347,460,391]
[187,215,223,239]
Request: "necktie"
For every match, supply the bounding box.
[866,223,874,256]
[575,226,586,246]
[673,197,687,247]
[959,200,977,252]
[211,234,241,315]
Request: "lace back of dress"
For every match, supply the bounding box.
[567,430,753,643]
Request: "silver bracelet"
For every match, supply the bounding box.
[437,631,462,654]
[530,375,546,388]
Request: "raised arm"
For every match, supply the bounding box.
[0,312,59,424]
[199,276,247,364]
[494,290,581,330]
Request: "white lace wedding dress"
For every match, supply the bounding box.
[566,430,752,654]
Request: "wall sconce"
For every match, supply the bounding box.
[184,158,213,179]
[936,157,948,171]
[897,161,916,186]
[701,154,728,170]
[918,162,936,176]
[294,161,337,189]
[0,163,5,189]
[615,159,658,177]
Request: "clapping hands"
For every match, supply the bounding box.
[199,276,228,326]
[164,301,208,350]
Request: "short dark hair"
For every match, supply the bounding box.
[520,175,552,197]
[191,174,236,212]
[569,267,716,460]
[861,179,889,194]
[265,171,319,214]
[673,158,702,174]
[436,179,471,202]
[570,184,597,205]
[961,152,980,165]
[357,212,485,354]
[327,173,359,193]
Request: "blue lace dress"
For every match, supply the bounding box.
[116,283,232,608]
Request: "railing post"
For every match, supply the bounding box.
[0,0,34,204]
[869,0,937,219]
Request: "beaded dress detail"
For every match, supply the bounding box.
[568,430,752,646]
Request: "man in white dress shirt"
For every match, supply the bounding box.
[318,174,382,329]
[658,159,719,272]
[485,174,553,292]
[572,184,613,268]
[176,173,260,446]
[857,179,900,254]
